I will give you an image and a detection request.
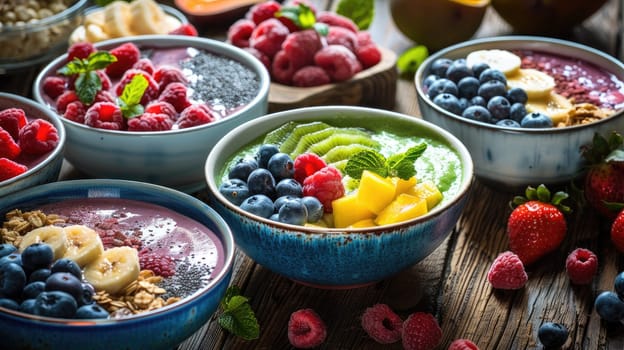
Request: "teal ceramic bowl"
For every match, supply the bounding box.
[0,180,235,350]
[205,106,474,288]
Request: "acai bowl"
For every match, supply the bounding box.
[415,36,624,189]
[0,179,234,350]
[33,35,270,192]
[205,106,473,288]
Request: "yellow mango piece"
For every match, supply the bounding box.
[407,181,443,210]
[392,176,417,195]
[375,194,428,226]
[357,170,397,214]
[332,193,375,228]
[348,218,377,229]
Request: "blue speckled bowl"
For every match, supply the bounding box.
[204,106,473,288]
[415,36,624,190]
[33,35,270,193]
[0,93,65,197]
[0,180,235,350]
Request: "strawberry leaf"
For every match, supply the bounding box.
[75,71,101,105]
[217,286,259,341]
[336,0,375,30]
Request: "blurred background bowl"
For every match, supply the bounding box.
[0,0,88,74]
[33,35,270,193]
[0,92,65,197]
[174,0,263,26]
[0,179,235,350]
[415,36,624,190]
[204,106,474,288]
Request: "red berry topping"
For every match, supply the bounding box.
[356,31,374,47]
[18,119,59,155]
[282,29,323,69]
[360,303,403,344]
[293,153,327,184]
[127,113,173,132]
[153,66,187,93]
[272,50,298,85]
[612,209,624,252]
[247,1,281,25]
[105,42,141,78]
[63,101,87,124]
[357,44,382,69]
[316,11,358,33]
[242,47,270,71]
[96,70,112,91]
[56,90,80,114]
[42,76,67,100]
[227,19,256,48]
[0,158,28,182]
[158,82,192,113]
[326,26,359,53]
[292,66,331,87]
[0,108,27,141]
[132,58,156,75]
[139,249,176,277]
[250,18,290,59]
[145,101,178,120]
[487,251,528,290]
[168,23,198,36]
[115,69,160,105]
[67,42,95,62]
[302,166,344,213]
[93,90,116,104]
[449,339,480,350]
[287,308,327,349]
[314,45,362,82]
[177,104,214,129]
[565,248,598,285]
[0,128,21,159]
[401,312,442,350]
[84,102,125,130]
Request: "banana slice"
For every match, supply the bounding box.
[104,1,133,38]
[84,24,111,43]
[62,225,104,267]
[525,92,574,125]
[129,0,167,35]
[84,246,140,295]
[506,68,556,99]
[18,226,67,260]
[466,49,522,76]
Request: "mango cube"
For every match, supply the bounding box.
[357,170,397,214]
[407,181,443,210]
[392,176,417,195]
[348,218,377,228]
[374,193,428,226]
[332,193,375,228]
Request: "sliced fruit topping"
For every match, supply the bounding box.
[506,68,556,99]
[18,226,67,260]
[84,246,140,295]
[62,225,105,267]
[466,49,522,76]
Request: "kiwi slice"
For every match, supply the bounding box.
[263,121,298,145]
[322,144,377,163]
[279,122,331,154]
[329,159,349,172]
[290,127,371,158]
[307,134,380,156]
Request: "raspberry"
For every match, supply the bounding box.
[168,23,198,36]
[63,101,87,124]
[105,42,141,78]
[84,102,125,130]
[227,19,256,48]
[42,76,67,100]
[138,249,176,277]
[302,166,344,213]
[153,66,187,93]
[294,153,327,184]
[18,119,59,155]
[356,31,374,47]
[177,104,214,129]
[316,11,358,33]
[145,101,178,120]
[0,128,21,159]
[246,1,281,25]
[487,251,528,290]
[611,210,624,253]
[360,303,403,344]
[327,26,359,53]
[250,18,290,59]
[449,339,480,350]
[127,113,173,131]
[132,58,156,75]
[357,44,382,69]
[0,158,28,182]
[67,42,95,62]
[402,312,442,350]
[96,70,112,91]
[0,108,27,141]
[287,308,327,349]
[282,29,323,69]
[56,90,79,114]
[314,45,362,82]
[115,69,160,105]
[565,248,598,285]
[292,66,331,87]
[271,50,298,85]
[242,47,271,71]
[93,90,116,104]
[158,82,192,113]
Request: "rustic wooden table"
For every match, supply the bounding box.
[1,0,623,349]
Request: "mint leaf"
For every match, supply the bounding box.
[336,0,375,30]
[276,4,327,35]
[387,144,427,179]
[58,51,117,105]
[217,286,259,341]
[344,149,387,179]
[397,45,429,78]
[118,75,148,118]
[57,58,86,76]
[75,71,101,105]
[313,22,329,36]
[86,51,117,71]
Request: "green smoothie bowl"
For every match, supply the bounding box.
[204,106,474,288]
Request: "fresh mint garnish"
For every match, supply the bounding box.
[118,75,148,118]
[276,4,329,35]
[345,144,427,180]
[57,51,117,104]
[336,0,375,30]
[397,45,429,78]
[217,286,260,341]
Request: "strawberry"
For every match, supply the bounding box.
[581,131,624,219]
[611,209,624,253]
[507,184,570,265]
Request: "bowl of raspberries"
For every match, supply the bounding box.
[0,92,65,197]
[415,36,624,190]
[33,34,270,193]
[204,105,474,288]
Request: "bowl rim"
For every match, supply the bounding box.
[0,92,66,187]
[32,34,271,136]
[0,179,235,325]
[414,35,624,134]
[0,0,89,34]
[205,105,474,234]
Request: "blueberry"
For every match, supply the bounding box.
[255,144,280,169]
[457,76,480,99]
[445,59,472,83]
[34,290,77,318]
[21,242,54,271]
[479,68,507,84]
[427,78,458,99]
[433,93,462,115]
[246,168,276,198]
[471,62,490,78]
[0,262,26,298]
[470,95,486,107]
[19,299,37,314]
[28,268,51,283]
[487,96,511,120]
[509,103,527,122]
[269,213,280,222]
[595,291,624,322]
[301,196,324,223]
[240,194,274,218]
[521,112,553,128]
[496,119,521,128]
[422,74,438,89]
[278,199,308,225]
[276,178,303,197]
[458,98,470,113]
[615,271,624,300]
[274,195,300,212]
[507,87,528,104]
[22,281,46,300]
[477,80,507,101]
[0,297,19,310]
[45,272,84,302]
[462,105,493,124]
[50,258,82,280]
[76,304,109,319]
[78,283,96,306]
[219,178,250,206]
[429,58,453,77]
[228,158,258,181]
[0,253,22,267]
[267,152,295,181]
[538,322,568,348]
[0,244,17,259]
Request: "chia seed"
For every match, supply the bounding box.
[160,260,213,299]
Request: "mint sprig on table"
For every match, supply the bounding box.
[344,144,427,180]
[118,75,148,118]
[276,4,329,36]
[217,286,260,341]
[57,51,117,105]
[336,0,375,30]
